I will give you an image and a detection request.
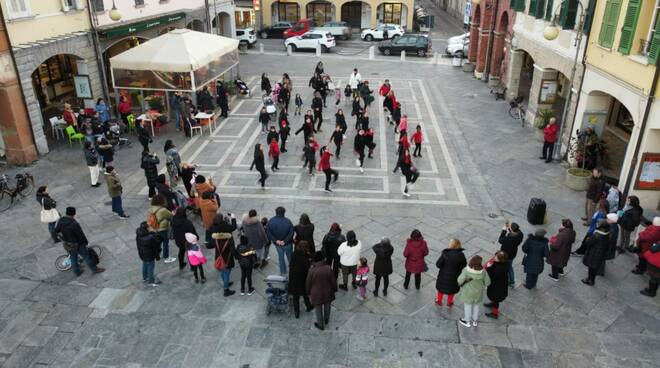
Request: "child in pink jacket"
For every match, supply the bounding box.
[356,257,370,301]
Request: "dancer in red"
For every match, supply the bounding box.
[318,146,338,192]
[268,138,280,172]
[411,125,423,157]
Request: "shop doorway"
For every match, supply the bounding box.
[306,1,334,25]
[341,1,370,28]
[377,3,407,26]
[186,19,206,32]
[212,12,233,36]
[272,2,300,23]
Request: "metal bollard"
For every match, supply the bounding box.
[259,43,264,54]
[434,52,439,64]
[287,45,292,56]
[369,45,375,60]
[401,50,406,61]
[315,43,322,57]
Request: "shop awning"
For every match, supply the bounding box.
[109,28,240,92]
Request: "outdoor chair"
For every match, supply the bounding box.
[49,116,66,140]
[65,125,85,147]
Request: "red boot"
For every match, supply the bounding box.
[435,292,443,306]
[486,307,499,319]
[447,294,455,307]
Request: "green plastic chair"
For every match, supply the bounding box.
[127,114,136,133]
[65,125,85,147]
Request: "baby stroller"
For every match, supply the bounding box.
[263,95,277,121]
[235,78,251,97]
[264,275,290,315]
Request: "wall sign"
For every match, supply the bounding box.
[635,152,660,190]
[100,12,186,38]
[74,75,92,98]
[539,79,558,104]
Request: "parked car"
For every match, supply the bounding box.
[284,30,336,52]
[283,19,312,39]
[361,24,404,41]
[378,33,431,57]
[259,22,293,39]
[446,40,469,57]
[314,21,351,40]
[236,27,257,47]
[448,32,469,45]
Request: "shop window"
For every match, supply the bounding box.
[511,0,526,12]
[306,2,332,25]
[382,3,402,24]
[598,0,622,48]
[6,0,31,19]
[648,6,660,64]
[618,0,641,54]
[558,0,578,29]
[91,0,104,12]
[278,3,300,22]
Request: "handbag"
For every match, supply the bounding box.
[214,239,230,270]
[40,199,60,223]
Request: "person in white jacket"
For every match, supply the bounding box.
[337,230,362,290]
[349,69,362,99]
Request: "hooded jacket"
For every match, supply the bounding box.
[241,214,269,250]
[148,205,172,231]
[618,205,643,231]
[457,266,491,304]
[636,225,660,253]
[322,230,346,260]
[403,238,429,273]
[522,234,550,274]
[372,241,394,276]
[306,260,337,305]
[337,240,362,267]
[582,227,611,269]
[209,232,235,269]
[136,224,161,261]
[198,197,219,229]
[141,154,160,184]
[498,230,523,260]
[54,216,88,247]
[105,172,122,198]
[435,248,467,294]
[171,211,198,247]
[235,242,256,269]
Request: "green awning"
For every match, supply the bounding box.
[100,12,186,38]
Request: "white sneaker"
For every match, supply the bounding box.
[164,257,177,264]
[458,319,471,327]
[359,167,364,173]
[472,320,478,327]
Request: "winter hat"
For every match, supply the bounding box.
[534,229,546,237]
[330,223,341,232]
[185,233,198,243]
[606,213,619,223]
[65,207,76,216]
[654,217,660,227]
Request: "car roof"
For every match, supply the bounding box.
[236,27,254,31]
[306,30,329,34]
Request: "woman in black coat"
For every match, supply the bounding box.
[321,223,346,279]
[485,251,509,319]
[434,239,467,306]
[294,213,315,255]
[582,220,610,286]
[372,237,393,296]
[547,219,576,280]
[170,207,198,270]
[208,213,238,296]
[249,144,268,188]
[289,241,314,318]
[261,73,272,95]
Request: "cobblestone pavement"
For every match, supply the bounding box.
[0,53,659,368]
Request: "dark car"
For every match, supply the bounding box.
[378,34,432,57]
[260,22,293,39]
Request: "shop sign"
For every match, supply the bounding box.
[538,79,558,104]
[635,152,660,190]
[100,12,186,38]
[74,75,92,98]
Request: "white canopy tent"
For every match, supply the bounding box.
[110,28,240,92]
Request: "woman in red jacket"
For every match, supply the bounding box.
[403,229,429,290]
[632,217,660,275]
[268,138,280,172]
[318,146,338,192]
[118,95,132,126]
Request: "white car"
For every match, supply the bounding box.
[448,32,469,45]
[446,40,469,57]
[284,30,336,52]
[236,28,257,47]
[313,21,351,40]
[361,24,404,41]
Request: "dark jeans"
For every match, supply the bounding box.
[324,169,338,190]
[413,143,422,156]
[374,274,389,293]
[69,246,97,275]
[177,243,186,269]
[341,264,357,286]
[147,183,156,198]
[315,302,332,327]
[292,294,312,316]
[142,260,155,283]
[525,273,539,289]
[357,151,365,167]
[335,144,341,159]
[271,156,279,170]
[587,267,597,283]
[280,138,287,152]
[240,265,253,291]
[314,111,323,130]
[404,272,421,289]
[507,261,515,284]
[403,172,420,193]
[550,266,564,278]
[257,168,268,187]
[111,196,125,216]
[542,141,555,161]
[192,264,205,280]
[48,221,58,241]
[158,230,170,258]
[326,255,340,279]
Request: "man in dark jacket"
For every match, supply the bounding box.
[266,206,295,275]
[312,92,324,131]
[54,207,105,276]
[216,82,229,118]
[322,223,346,279]
[582,220,610,286]
[306,251,337,330]
[83,141,101,187]
[136,222,161,285]
[155,174,176,210]
[141,151,160,199]
[582,168,605,226]
[521,229,549,290]
[137,120,152,152]
[498,222,523,286]
[617,195,643,253]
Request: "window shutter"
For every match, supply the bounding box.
[535,0,546,18]
[598,0,621,48]
[559,0,578,29]
[529,0,538,15]
[649,16,660,64]
[617,0,641,55]
[545,0,554,21]
[583,0,597,34]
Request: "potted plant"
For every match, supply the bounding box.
[533,109,554,142]
[564,132,592,191]
[146,95,164,112]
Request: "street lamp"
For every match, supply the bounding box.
[544,0,585,162]
[109,0,121,21]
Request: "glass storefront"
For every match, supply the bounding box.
[307,2,332,25]
[31,55,79,107]
[277,2,300,22]
[381,3,402,24]
[235,9,255,28]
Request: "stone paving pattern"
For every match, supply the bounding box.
[0,55,659,367]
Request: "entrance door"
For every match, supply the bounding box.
[342,2,362,28]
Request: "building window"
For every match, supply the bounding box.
[6,0,31,19]
[648,4,660,64]
[544,0,554,21]
[529,0,545,18]
[135,0,145,6]
[617,0,641,54]
[306,2,332,25]
[583,0,597,33]
[278,3,299,22]
[382,3,402,24]
[91,0,104,11]
[598,0,622,48]
[558,0,578,29]
[511,0,525,12]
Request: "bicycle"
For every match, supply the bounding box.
[54,245,103,271]
[508,96,526,127]
[0,172,35,212]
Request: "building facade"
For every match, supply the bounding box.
[2,0,102,155]
[503,0,592,144]
[260,0,415,29]
[574,0,659,208]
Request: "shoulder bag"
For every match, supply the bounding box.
[214,239,230,270]
[40,199,60,223]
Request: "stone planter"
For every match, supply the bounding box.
[535,128,545,142]
[462,62,475,73]
[565,168,591,191]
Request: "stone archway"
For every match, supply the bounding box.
[12,33,101,154]
[468,4,480,63]
[186,19,206,32]
[340,1,372,29]
[212,12,233,36]
[306,1,335,25]
[488,11,509,80]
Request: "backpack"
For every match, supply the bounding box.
[214,239,230,270]
[88,247,100,266]
[147,209,160,230]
